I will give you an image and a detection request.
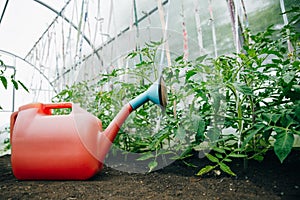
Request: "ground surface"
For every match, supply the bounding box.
[1,150,300,200]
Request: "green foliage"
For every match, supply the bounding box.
[0,59,29,110]
[0,60,29,92]
[0,126,10,155]
[195,6,299,175]
[197,147,247,176]
[0,59,29,152]
[51,81,91,115]
[52,41,214,172]
[52,7,300,175]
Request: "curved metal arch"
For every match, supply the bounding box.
[0,0,9,25]
[0,49,57,94]
[28,0,101,60]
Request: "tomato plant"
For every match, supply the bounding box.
[52,7,299,175]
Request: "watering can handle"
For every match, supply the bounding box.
[10,102,73,140]
[43,103,72,108]
[43,103,72,114]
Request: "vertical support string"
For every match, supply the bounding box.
[53,22,60,82]
[157,0,171,68]
[61,8,66,90]
[133,0,142,63]
[240,0,249,28]
[208,0,217,58]
[144,10,152,42]
[95,0,105,69]
[112,0,119,70]
[280,0,289,26]
[79,1,89,66]
[93,0,101,47]
[158,0,170,75]
[12,55,16,111]
[227,0,244,53]
[233,0,244,149]
[227,0,236,49]
[75,0,85,57]
[193,0,204,55]
[66,0,76,85]
[181,0,189,61]
[234,0,240,54]
[279,0,294,53]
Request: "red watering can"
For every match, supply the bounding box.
[10,77,167,180]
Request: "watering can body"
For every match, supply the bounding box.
[10,103,104,180]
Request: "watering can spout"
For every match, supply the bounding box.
[129,76,167,110]
[98,76,167,162]
[103,76,167,144]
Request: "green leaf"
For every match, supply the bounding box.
[265,50,283,58]
[295,105,300,122]
[18,80,29,92]
[195,119,205,143]
[212,146,226,154]
[282,72,295,84]
[11,79,18,90]
[175,55,184,62]
[0,76,7,89]
[242,123,265,148]
[136,61,152,67]
[148,160,158,172]
[196,165,215,176]
[149,40,163,46]
[207,127,220,144]
[248,49,257,57]
[195,55,207,63]
[175,126,186,142]
[262,113,281,124]
[215,153,223,159]
[179,146,193,158]
[186,70,197,81]
[234,83,253,96]
[206,153,219,163]
[182,160,197,168]
[253,154,264,161]
[271,114,282,124]
[239,53,248,61]
[219,162,236,176]
[228,153,247,158]
[223,158,232,162]
[126,52,137,59]
[271,58,282,64]
[293,85,300,93]
[274,128,294,163]
[137,152,154,161]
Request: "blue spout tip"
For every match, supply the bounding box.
[129,76,167,110]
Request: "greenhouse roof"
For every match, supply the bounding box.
[0,0,294,115]
[0,0,65,57]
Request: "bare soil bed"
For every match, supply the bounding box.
[1,150,300,200]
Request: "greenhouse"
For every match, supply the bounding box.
[0,0,299,199]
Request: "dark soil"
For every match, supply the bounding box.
[1,150,300,200]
